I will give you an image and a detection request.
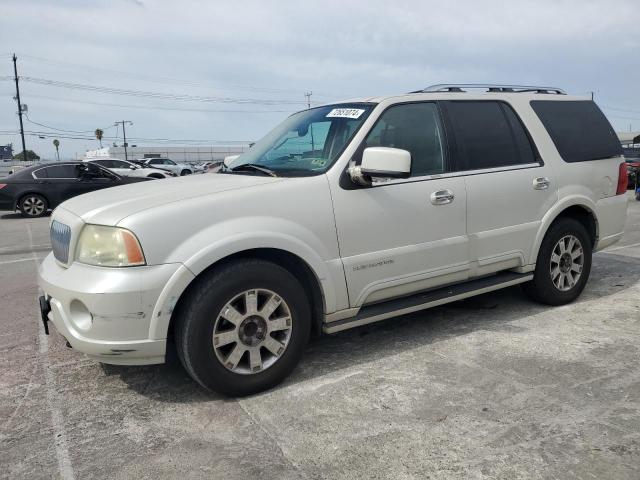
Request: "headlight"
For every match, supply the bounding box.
[76,225,146,267]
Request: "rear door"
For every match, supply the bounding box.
[441,100,557,276]
[32,164,82,207]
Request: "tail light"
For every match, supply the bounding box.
[616,162,628,195]
[0,184,7,190]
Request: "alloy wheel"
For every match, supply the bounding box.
[212,289,293,375]
[22,196,46,216]
[549,235,584,291]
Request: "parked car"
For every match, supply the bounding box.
[0,162,152,217]
[625,158,639,190]
[85,158,177,179]
[8,165,26,175]
[38,84,628,396]
[201,161,223,173]
[190,163,207,173]
[142,158,194,176]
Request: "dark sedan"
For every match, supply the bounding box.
[0,162,152,217]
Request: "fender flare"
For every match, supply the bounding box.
[528,195,599,264]
[147,232,336,341]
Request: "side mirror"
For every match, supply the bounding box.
[129,165,136,170]
[349,147,411,186]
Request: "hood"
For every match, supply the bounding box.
[58,173,281,225]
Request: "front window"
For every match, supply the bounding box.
[228,103,374,176]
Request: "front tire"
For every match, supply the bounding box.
[180,169,192,176]
[522,218,592,305]
[175,259,311,396]
[19,194,48,217]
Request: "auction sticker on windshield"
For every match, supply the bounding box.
[326,108,366,119]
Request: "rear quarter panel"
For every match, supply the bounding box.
[516,97,627,256]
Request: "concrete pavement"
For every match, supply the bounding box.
[1,194,639,479]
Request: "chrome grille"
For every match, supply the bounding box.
[50,220,71,264]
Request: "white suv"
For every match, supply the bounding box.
[38,84,628,396]
[86,158,177,179]
[142,158,194,176]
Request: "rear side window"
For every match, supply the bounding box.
[530,100,622,162]
[364,102,445,176]
[33,165,79,179]
[444,101,536,171]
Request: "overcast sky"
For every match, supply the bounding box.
[1,0,639,160]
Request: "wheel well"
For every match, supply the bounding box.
[16,192,48,209]
[553,205,598,247]
[167,248,325,340]
[148,173,164,179]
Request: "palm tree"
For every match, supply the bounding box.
[53,139,60,161]
[95,128,104,147]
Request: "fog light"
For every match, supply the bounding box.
[69,300,92,331]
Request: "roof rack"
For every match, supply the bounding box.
[410,84,566,95]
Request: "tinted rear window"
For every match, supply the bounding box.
[33,165,79,179]
[530,100,622,162]
[444,101,536,171]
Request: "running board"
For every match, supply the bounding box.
[323,271,533,334]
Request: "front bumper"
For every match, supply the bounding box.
[37,253,185,365]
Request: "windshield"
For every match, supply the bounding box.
[228,103,374,176]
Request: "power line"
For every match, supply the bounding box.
[24,112,115,134]
[16,92,295,114]
[19,76,309,106]
[601,105,640,115]
[18,54,302,95]
[17,129,251,144]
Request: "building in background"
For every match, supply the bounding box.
[618,131,640,147]
[84,145,250,163]
[0,144,13,161]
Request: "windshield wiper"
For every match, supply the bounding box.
[230,163,278,177]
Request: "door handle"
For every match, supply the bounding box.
[430,189,455,205]
[533,177,550,190]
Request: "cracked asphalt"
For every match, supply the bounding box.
[1,193,639,479]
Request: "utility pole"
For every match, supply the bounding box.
[114,120,133,161]
[304,92,315,150]
[12,54,27,161]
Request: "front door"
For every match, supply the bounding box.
[331,102,469,308]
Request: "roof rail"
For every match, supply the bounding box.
[411,84,566,95]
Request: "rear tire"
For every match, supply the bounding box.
[175,259,311,396]
[522,218,592,306]
[19,194,48,217]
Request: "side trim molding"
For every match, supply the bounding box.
[323,271,533,334]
